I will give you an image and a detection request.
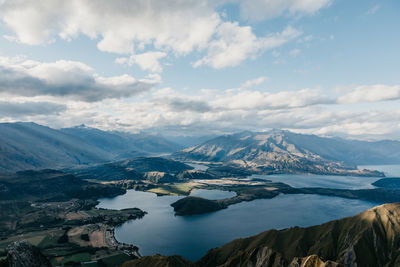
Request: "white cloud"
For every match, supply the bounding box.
[366,4,380,15]
[0,0,304,70]
[194,25,302,68]
[115,51,167,72]
[0,56,159,101]
[238,0,332,21]
[211,88,333,110]
[338,85,400,104]
[289,48,301,56]
[1,81,400,140]
[241,76,268,88]
[0,0,220,54]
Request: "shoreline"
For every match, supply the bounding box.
[105,225,142,259]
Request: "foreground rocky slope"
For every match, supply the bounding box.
[173,130,390,176]
[125,203,400,267]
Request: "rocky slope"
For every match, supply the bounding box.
[198,203,400,267]
[173,130,387,176]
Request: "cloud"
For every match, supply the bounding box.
[3,83,399,140]
[0,56,159,102]
[241,76,268,88]
[238,0,332,21]
[211,88,334,110]
[156,97,212,113]
[337,85,400,104]
[0,101,66,117]
[289,48,301,56]
[194,25,302,68]
[115,51,167,72]
[0,1,304,70]
[366,4,380,15]
[0,0,219,53]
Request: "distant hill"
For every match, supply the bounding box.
[0,122,181,172]
[70,157,193,181]
[124,203,400,266]
[173,130,400,175]
[0,122,113,172]
[61,125,182,156]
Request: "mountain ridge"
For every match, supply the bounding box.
[0,122,181,172]
[173,130,399,175]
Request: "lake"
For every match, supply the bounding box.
[97,165,400,261]
[250,164,400,189]
[98,191,376,261]
[251,173,380,189]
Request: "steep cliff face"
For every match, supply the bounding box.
[6,241,51,267]
[218,247,342,267]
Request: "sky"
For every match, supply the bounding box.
[0,0,399,140]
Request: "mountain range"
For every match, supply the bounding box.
[173,130,400,175]
[2,123,400,174]
[0,122,181,173]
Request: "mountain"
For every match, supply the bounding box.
[61,125,182,155]
[162,134,218,148]
[173,130,400,174]
[124,203,400,267]
[0,122,181,172]
[70,157,193,181]
[198,202,400,267]
[0,122,113,172]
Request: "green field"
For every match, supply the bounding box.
[147,182,201,196]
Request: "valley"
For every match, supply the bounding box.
[1,124,400,266]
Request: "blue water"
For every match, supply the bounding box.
[97,190,376,261]
[251,173,381,189]
[189,189,236,200]
[187,163,209,171]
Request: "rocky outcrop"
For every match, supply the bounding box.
[6,241,51,267]
[289,255,342,267]
[217,247,342,267]
[219,246,287,267]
